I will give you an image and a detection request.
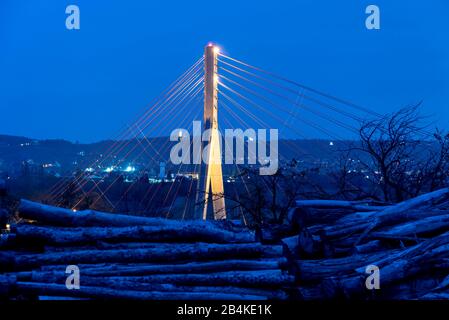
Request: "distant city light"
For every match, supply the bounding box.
[85,167,94,173]
[104,166,115,173]
[329,141,334,146]
[124,165,136,173]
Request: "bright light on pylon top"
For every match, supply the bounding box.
[207,43,220,54]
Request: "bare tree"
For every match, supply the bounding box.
[220,161,304,228]
[330,149,378,201]
[353,105,449,202]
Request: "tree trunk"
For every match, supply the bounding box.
[1,243,283,271]
[294,200,388,211]
[15,281,266,300]
[295,250,395,282]
[30,259,287,276]
[19,199,224,229]
[30,269,294,288]
[11,223,255,245]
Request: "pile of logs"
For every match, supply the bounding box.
[0,200,294,300]
[2,188,449,300]
[283,187,449,300]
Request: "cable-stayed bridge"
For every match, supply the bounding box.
[42,44,431,221]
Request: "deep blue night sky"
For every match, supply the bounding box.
[0,0,448,142]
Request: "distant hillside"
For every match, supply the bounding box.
[0,134,358,176]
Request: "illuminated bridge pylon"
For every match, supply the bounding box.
[195,44,226,220]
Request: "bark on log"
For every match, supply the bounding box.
[421,292,449,300]
[18,199,221,230]
[355,188,448,222]
[7,273,288,300]
[380,276,444,300]
[166,285,288,300]
[371,214,449,239]
[15,281,266,300]
[353,188,449,245]
[43,242,166,252]
[353,240,383,254]
[32,259,287,276]
[354,231,449,273]
[336,208,448,230]
[323,262,423,299]
[296,250,395,281]
[288,200,390,231]
[30,269,294,288]
[313,209,448,245]
[11,223,255,245]
[0,243,283,271]
[322,233,449,298]
[294,200,388,211]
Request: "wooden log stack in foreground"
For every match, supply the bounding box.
[3,188,449,300]
[281,187,449,300]
[0,200,293,300]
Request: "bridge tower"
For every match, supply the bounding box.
[195,44,226,220]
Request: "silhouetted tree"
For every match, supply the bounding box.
[347,105,449,202]
[218,160,304,228]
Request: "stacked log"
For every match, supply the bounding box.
[0,200,293,300]
[283,188,449,300]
